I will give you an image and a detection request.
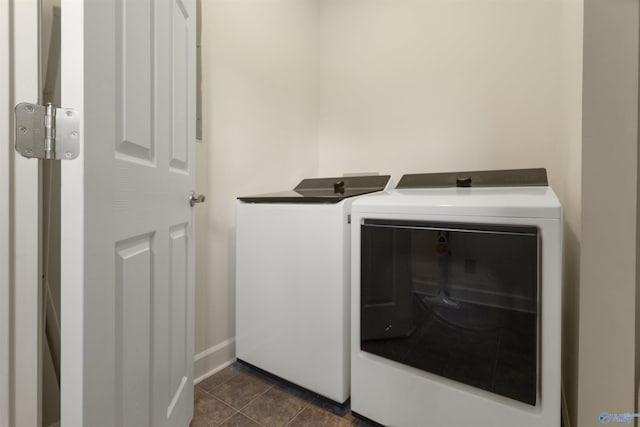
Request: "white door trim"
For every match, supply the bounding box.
[10,0,42,426]
[0,0,11,425]
[59,0,84,423]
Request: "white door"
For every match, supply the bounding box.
[60,0,197,426]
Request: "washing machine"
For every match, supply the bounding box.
[236,175,393,403]
[350,169,562,426]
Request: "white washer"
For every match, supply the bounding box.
[350,169,562,427]
[236,175,393,403]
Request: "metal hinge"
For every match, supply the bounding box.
[14,102,80,160]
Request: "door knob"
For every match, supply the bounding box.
[189,191,206,207]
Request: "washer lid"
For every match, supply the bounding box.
[397,168,548,189]
[238,175,392,203]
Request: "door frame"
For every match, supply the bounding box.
[1,0,11,425]
[59,0,84,423]
[4,0,43,426]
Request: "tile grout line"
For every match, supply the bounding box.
[194,388,241,427]
[206,383,274,421]
[201,367,280,419]
[214,409,239,427]
[200,364,242,391]
[237,382,274,412]
[237,409,268,427]
[282,406,308,427]
[285,389,319,427]
[194,384,214,398]
[196,371,242,398]
[195,385,238,414]
[197,380,266,426]
[211,394,240,412]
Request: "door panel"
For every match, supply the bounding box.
[171,0,190,172]
[117,0,154,162]
[169,224,188,410]
[115,234,153,426]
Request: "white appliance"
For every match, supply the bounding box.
[350,169,562,427]
[236,175,393,403]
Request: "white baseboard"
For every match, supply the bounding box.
[193,338,235,384]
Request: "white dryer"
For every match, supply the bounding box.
[350,169,562,427]
[236,175,393,403]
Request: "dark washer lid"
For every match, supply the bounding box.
[397,168,548,189]
[238,175,391,204]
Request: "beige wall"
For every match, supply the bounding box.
[317,0,582,191]
[196,0,320,380]
[579,0,639,425]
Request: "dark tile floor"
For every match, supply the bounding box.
[191,361,379,427]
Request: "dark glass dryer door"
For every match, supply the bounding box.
[360,219,539,405]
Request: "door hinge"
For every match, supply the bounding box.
[14,102,80,160]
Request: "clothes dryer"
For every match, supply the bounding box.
[350,169,561,426]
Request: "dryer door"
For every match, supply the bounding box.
[360,219,539,406]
